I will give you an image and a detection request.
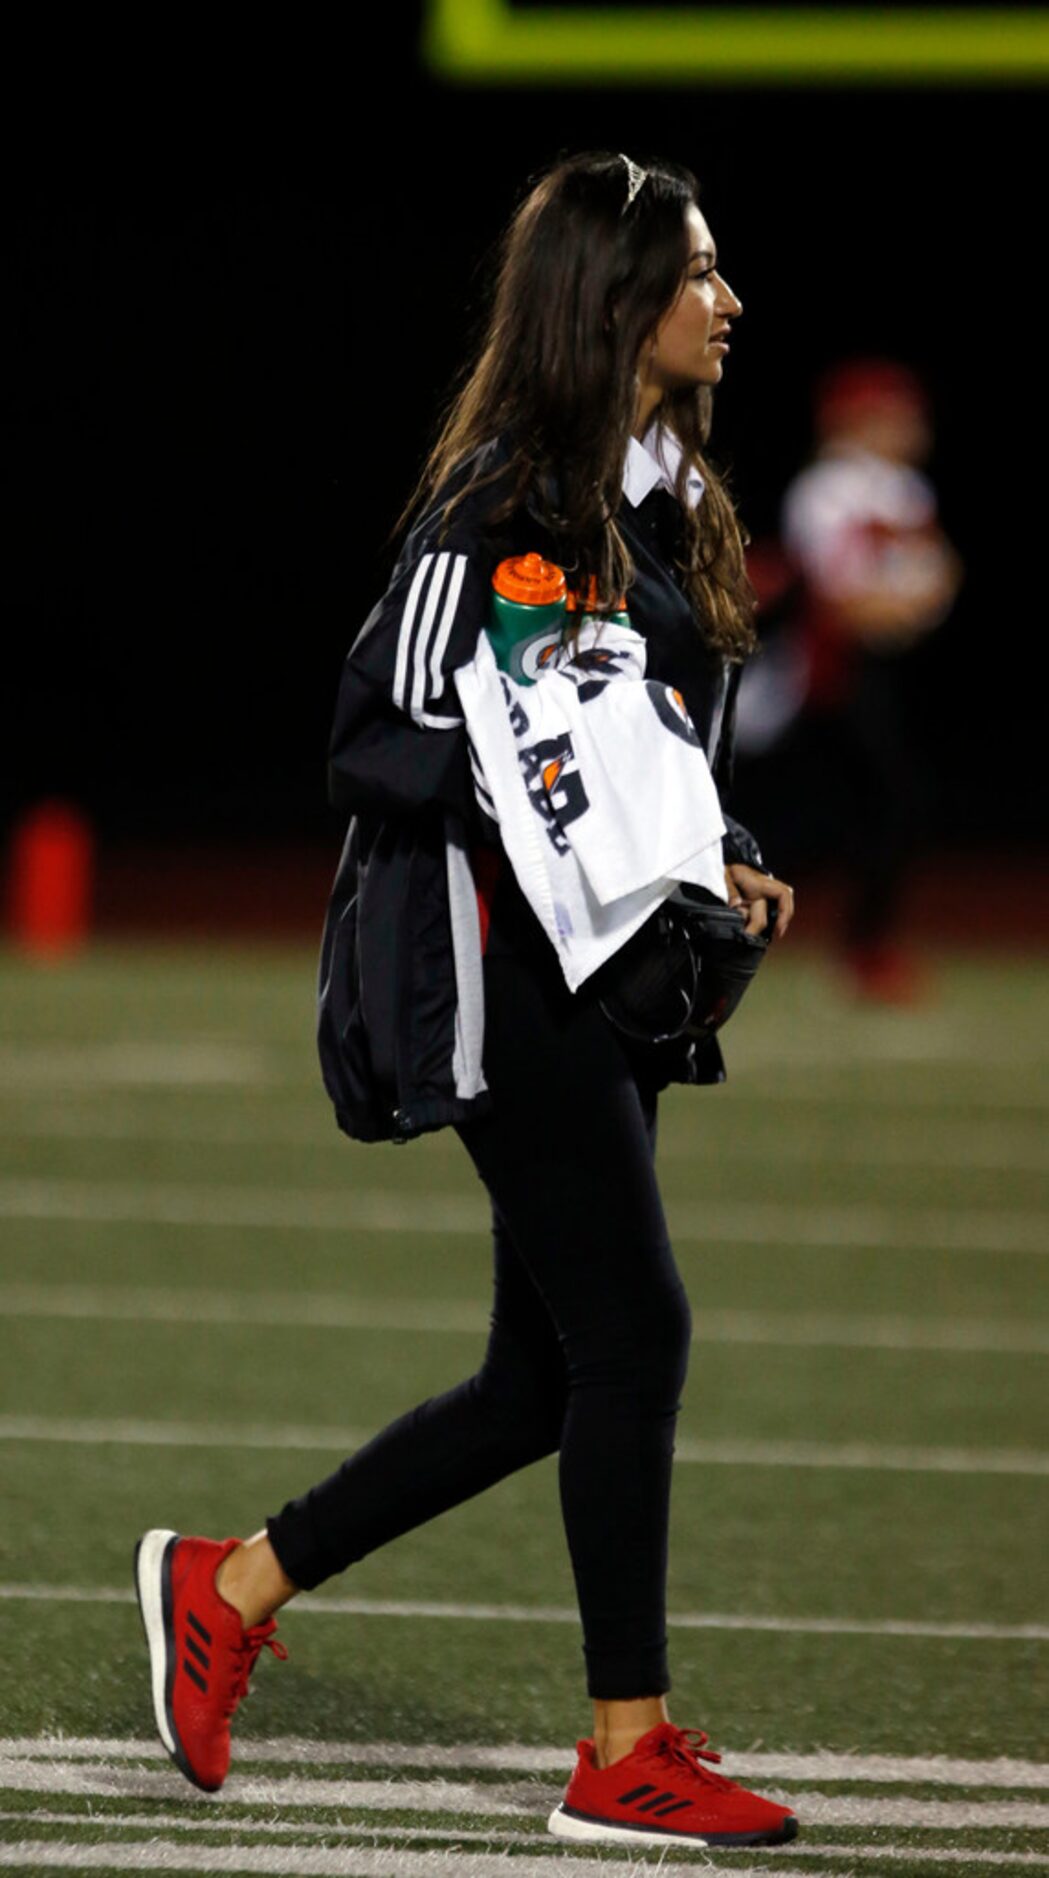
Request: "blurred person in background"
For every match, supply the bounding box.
[736,360,963,1001]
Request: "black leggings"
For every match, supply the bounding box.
[267,871,692,1699]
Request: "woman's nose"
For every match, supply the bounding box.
[718,275,743,317]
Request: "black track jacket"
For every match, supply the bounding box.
[317,437,767,1145]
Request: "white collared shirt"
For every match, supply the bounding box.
[621,417,728,769]
[622,419,705,512]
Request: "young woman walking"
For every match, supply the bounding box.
[135,149,797,1853]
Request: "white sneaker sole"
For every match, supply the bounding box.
[549,1801,799,1849]
[133,1528,190,1779]
[547,1804,708,1849]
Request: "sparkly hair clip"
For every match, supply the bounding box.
[619,153,648,213]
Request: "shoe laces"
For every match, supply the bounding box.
[221,1621,288,1720]
[644,1725,736,1793]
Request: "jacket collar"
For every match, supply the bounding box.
[622,421,705,512]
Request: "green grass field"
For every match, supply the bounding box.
[0,940,1046,1877]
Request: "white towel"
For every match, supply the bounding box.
[454,620,727,991]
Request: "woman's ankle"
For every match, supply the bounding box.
[592,1693,670,1768]
[214,1530,298,1628]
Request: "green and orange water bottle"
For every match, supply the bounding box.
[487,553,629,685]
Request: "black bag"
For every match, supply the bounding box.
[594,884,774,1046]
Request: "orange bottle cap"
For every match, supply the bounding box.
[491,552,567,605]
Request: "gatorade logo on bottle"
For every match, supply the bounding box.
[487,553,568,686]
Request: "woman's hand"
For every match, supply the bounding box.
[725,863,795,941]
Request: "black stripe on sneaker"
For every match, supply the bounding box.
[183,1658,207,1694]
[616,1784,658,1804]
[185,1634,209,1669]
[635,1789,680,1812]
[187,1611,212,1646]
[651,1799,692,1817]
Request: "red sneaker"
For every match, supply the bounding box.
[548,1722,798,1849]
[133,1528,287,1792]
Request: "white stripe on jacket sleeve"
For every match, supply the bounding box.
[392,550,470,730]
[392,552,435,716]
[409,552,452,721]
[426,554,468,710]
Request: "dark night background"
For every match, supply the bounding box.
[3,7,1045,892]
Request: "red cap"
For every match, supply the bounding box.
[814,359,930,436]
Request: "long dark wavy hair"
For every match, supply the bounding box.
[397,149,757,661]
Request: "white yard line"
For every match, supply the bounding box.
[724,1083,1049,1110]
[670,1437,1049,1477]
[2,1738,1048,1787]
[660,1131,1049,1172]
[757,1854,1049,1871]
[0,1761,526,1812]
[0,1044,272,1088]
[3,1283,1047,1356]
[0,1180,486,1235]
[0,1810,702,1864]
[0,1415,381,1452]
[1,1586,1046,1644]
[0,1286,490,1336]
[6,1811,547,1846]
[2,1038,1046,1100]
[1,1816,1047,1874]
[0,1843,808,1877]
[792,1795,1049,1826]
[2,1412,1046,1480]
[726,1018,1049,1067]
[0,1758,1048,1827]
[4,1108,1046,1171]
[689,1312,1049,1355]
[1,1178,1046,1252]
